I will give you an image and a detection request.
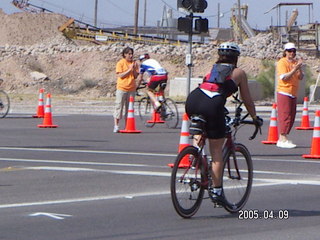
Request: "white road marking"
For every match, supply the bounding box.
[0,147,175,157]
[29,212,72,220]
[1,146,320,165]
[22,166,320,180]
[0,157,155,168]
[0,191,170,209]
[0,148,319,210]
[0,180,310,210]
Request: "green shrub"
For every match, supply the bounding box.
[255,60,275,98]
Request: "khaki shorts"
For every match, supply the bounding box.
[113,90,135,120]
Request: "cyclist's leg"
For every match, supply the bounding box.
[146,80,161,109]
[158,80,167,100]
[208,138,224,187]
[203,97,226,204]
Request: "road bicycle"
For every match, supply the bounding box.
[0,80,10,118]
[137,83,179,129]
[170,94,261,218]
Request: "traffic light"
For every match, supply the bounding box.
[177,0,208,13]
[178,17,193,33]
[192,0,207,13]
[195,18,208,33]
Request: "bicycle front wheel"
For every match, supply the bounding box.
[162,98,179,129]
[0,90,10,118]
[222,143,253,213]
[171,146,205,218]
[138,97,156,128]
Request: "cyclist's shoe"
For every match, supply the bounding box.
[160,107,170,119]
[208,188,227,207]
[154,102,161,112]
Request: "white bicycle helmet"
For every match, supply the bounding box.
[218,42,240,57]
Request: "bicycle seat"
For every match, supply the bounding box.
[160,82,167,89]
[189,115,206,135]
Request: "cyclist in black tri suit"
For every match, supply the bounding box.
[185,42,263,205]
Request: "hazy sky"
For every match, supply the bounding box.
[1,0,319,30]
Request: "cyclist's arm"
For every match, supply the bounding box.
[232,68,257,119]
[136,73,144,88]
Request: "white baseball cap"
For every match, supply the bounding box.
[284,42,296,50]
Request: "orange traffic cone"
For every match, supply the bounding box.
[303,110,320,159]
[296,97,313,130]
[38,93,58,128]
[119,96,142,133]
[168,113,190,168]
[147,110,165,124]
[33,88,45,118]
[147,93,165,124]
[262,103,278,144]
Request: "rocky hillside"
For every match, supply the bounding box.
[0,10,319,98]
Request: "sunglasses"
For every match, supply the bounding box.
[286,49,296,53]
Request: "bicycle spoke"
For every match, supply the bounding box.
[171,146,204,218]
[222,144,252,213]
[138,97,155,127]
[162,98,179,129]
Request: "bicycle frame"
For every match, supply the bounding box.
[193,124,239,191]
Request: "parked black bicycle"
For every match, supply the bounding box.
[170,94,262,218]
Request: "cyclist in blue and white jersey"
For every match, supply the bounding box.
[137,53,168,110]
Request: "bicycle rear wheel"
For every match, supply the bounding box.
[138,97,156,128]
[0,90,10,118]
[171,146,205,218]
[222,143,253,213]
[161,98,179,129]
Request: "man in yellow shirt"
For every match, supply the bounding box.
[276,42,304,148]
[113,47,139,133]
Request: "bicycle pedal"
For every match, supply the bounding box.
[213,203,223,208]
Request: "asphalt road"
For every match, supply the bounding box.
[0,112,320,240]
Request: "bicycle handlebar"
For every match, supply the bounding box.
[240,120,261,140]
[136,82,147,90]
[229,94,262,140]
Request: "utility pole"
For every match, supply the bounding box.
[143,0,147,26]
[94,0,98,27]
[186,17,193,96]
[134,0,139,34]
[217,3,220,28]
[237,0,242,43]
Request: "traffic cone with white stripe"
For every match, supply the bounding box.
[296,97,313,130]
[119,96,142,133]
[147,110,165,124]
[33,88,45,118]
[262,103,278,144]
[168,113,190,168]
[38,93,58,128]
[303,110,320,159]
